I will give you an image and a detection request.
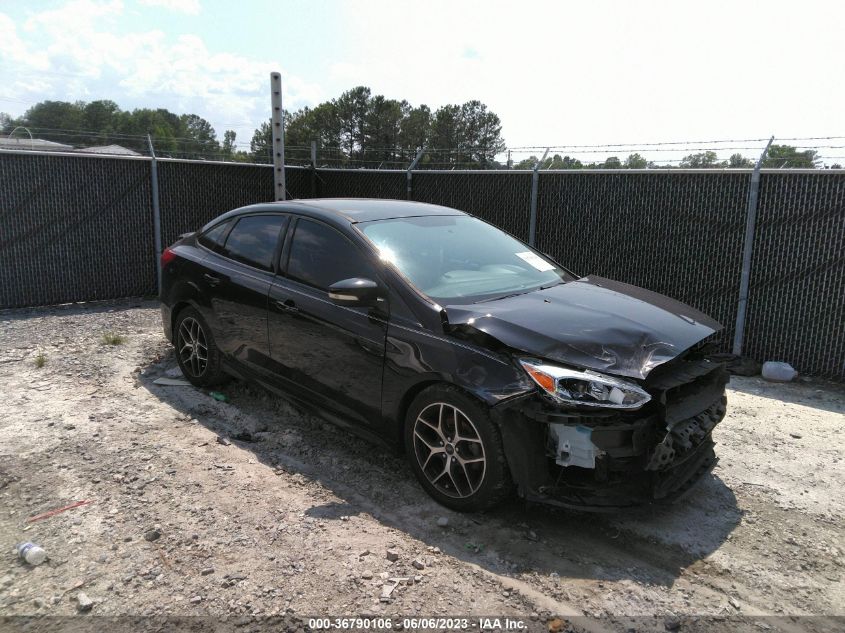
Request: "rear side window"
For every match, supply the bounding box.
[286,219,376,290]
[197,220,230,250]
[221,215,287,271]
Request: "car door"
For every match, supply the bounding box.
[199,213,289,377]
[267,216,388,429]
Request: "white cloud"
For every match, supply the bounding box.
[138,0,201,15]
[0,0,321,140]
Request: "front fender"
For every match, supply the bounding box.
[382,321,534,435]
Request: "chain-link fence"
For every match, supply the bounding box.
[314,169,405,200]
[0,151,156,306]
[412,171,533,241]
[536,172,750,350]
[744,172,845,379]
[1,148,843,379]
[157,160,275,246]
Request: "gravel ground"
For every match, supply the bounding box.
[0,300,843,632]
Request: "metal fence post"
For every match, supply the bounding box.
[310,140,318,198]
[528,148,549,246]
[146,134,162,295]
[406,148,426,200]
[732,136,774,356]
[270,72,286,200]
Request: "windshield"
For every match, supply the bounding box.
[360,215,574,304]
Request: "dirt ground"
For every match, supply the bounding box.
[0,300,843,633]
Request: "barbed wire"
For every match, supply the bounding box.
[3,124,843,166]
[6,125,844,149]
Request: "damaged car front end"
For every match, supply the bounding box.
[495,350,728,510]
[440,276,729,510]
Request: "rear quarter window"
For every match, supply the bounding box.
[197,220,230,250]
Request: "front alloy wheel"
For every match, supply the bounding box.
[405,385,512,512]
[413,402,487,499]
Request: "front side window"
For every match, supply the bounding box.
[221,215,287,271]
[360,215,574,303]
[286,218,376,290]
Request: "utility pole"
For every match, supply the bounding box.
[528,148,549,246]
[733,135,774,356]
[147,134,162,294]
[270,72,286,201]
[406,148,426,200]
[310,140,318,198]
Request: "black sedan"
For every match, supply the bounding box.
[160,199,728,512]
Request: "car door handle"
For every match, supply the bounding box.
[203,273,221,287]
[273,299,299,314]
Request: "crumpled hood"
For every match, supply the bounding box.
[442,276,722,380]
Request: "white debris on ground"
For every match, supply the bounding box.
[0,300,842,632]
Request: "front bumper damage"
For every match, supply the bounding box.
[494,356,729,510]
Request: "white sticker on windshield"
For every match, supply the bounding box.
[515,251,556,272]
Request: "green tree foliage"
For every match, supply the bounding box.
[250,120,272,161]
[679,151,721,168]
[23,100,85,137]
[762,144,819,168]
[728,153,754,168]
[222,130,237,159]
[12,90,506,167]
[400,105,431,153]
[335,86,371,158]
[517,154,585,169]
[82,100,120,137]
[624,153,648,168]
[8,100,220,157]
[274,88,506,168]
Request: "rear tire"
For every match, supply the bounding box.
[404,384,512,512]
[173,307,227,388]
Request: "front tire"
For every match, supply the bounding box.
[173,307,227,388]
[404,385,512,512]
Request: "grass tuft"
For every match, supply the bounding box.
[102,332,126,346]
[34,352,47,368]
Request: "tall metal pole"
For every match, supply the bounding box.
[528,148,549,247]
[310,140,318,198]
[270,72,286,201]
[732,135,774,356]
[147,134,163,295]
[406,148,426,200]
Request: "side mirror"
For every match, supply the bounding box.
[328,277,381,307]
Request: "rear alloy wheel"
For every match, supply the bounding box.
[405,385,512,512]
[178,316,208,378]
[173,307,226,387]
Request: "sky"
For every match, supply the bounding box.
[1,0,844,164]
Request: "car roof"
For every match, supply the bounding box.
[201,199,467,233]
[291,198,467,223]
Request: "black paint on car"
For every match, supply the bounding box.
[160,199,728,512]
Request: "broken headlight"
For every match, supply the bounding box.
[518,359,651,410]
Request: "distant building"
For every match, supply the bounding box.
[76,144,142,156]
[0,137,74,152]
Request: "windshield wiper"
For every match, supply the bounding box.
[537,281,565,291]
[484,280,564,302]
